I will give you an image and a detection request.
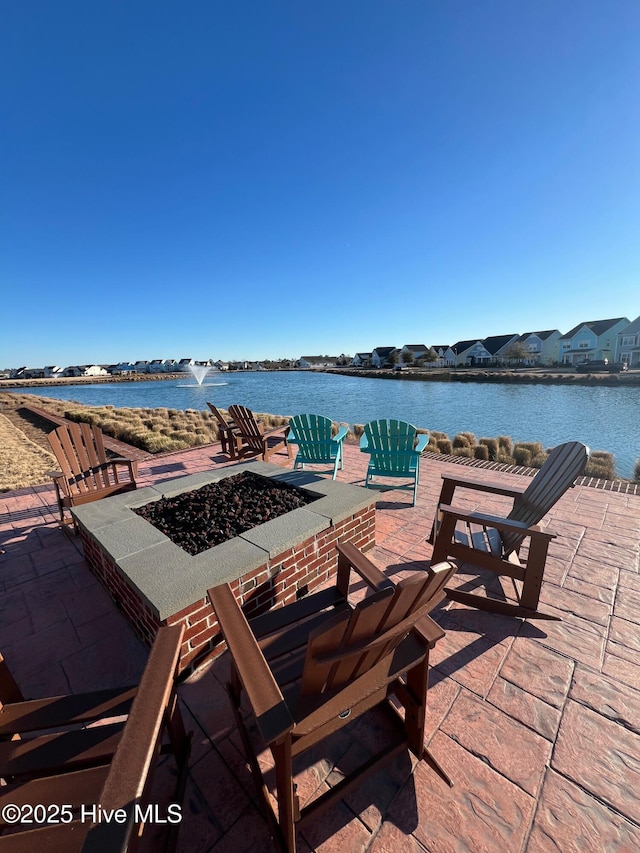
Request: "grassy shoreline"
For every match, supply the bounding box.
[3,365,640,391]
[1,391,633,492]
[327,367,640,387]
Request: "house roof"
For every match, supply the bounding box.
[372,347,397,356]
[430,345,449,351]
[482,334,519,355]
[402,344,428,353]
[559,318,629,340]
[449,340,482,354]
[518,330,558,342]
[619,315,640,335]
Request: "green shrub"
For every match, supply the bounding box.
[474,444,489,461]
[437,438,453,455]
[497,452,516,466]
[352,424,365,438]
[479,438,499,460]
[430,430,449,442]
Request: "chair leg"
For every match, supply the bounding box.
[519,536,549,613]
[273,739,297,853]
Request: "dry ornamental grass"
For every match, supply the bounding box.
[0,413,57,492]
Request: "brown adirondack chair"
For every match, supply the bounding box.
[47,422,138,527]
[0,625,190,852]
[208,541,457,853]
[228,404,292,463]
[206,402,244,459]
[430,440,589,619]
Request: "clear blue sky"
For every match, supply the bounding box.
[2,1,639,366]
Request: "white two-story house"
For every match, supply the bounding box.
[371,347,398,368]
[558,318,629,366]
[445,340,491,366]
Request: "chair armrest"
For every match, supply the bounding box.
[264,425,289,439]
[79,625,187,851]
[415,434,429,453]
[47,470,66,482]
[412,613,446,648]
[208,584,294,744]
[438,504,555,539]
[336,541,395,594]
[333,426,348,443]
[359,434,369,452]
[440,472,528,499]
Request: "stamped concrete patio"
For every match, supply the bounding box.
[1,439,639,852]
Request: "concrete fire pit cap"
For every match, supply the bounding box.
[72,460,376,620]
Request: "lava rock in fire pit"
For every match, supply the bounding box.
[132,471,319,556]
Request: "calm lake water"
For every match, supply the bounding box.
[17,372,640,478]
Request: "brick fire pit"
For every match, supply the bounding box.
[72,461,377,673]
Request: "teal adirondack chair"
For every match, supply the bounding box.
[360,419,429,505]
[288,414,348,479]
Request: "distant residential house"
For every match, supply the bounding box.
[399,344,428,365]
[429,345,449,367]
[482,334,520,365]
[298,356,337,368]
[133,360,151,373]
[615,316,640,367]
[9,367,27,379]
[108,361,136,375]
[43,365,64,378]
[65,365,108,377]
[148,359,173,373]
[351,353,371,367]
[214,360,229,371]
[371,347,398,368]
[515,331,562,365]
[444,340,490,366]
[178,358,196,371]
[558,318,630,365]
[21,367,46,379]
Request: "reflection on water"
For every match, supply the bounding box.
[16,373,640,477]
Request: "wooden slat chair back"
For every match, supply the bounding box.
[502,440,590,554]
[288,414,347,479]
[47,422,138,526]
[228,404,292,463]
[0,625,190,853]
[301,564,454,697]
[206,402,243,458]
[208,542,456,852]
[360,419,429,505]
[431,441,589,619]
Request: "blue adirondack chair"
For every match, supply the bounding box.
[287,414,348,479]
[360,419,429,505]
